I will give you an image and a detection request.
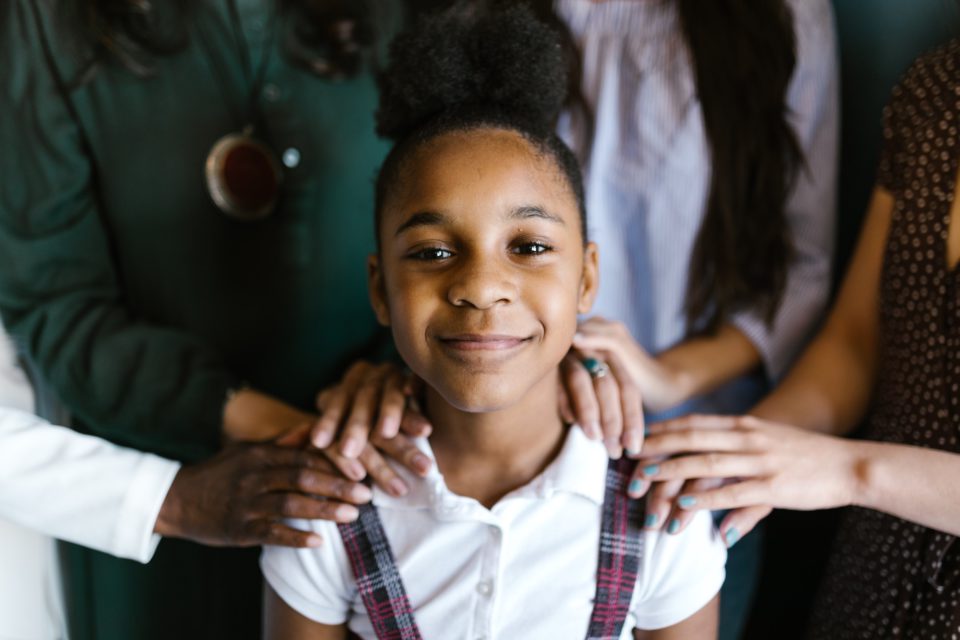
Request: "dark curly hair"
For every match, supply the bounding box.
[373,3,587,241]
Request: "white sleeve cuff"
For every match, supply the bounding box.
[112,455,181,563]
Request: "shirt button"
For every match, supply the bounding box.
[282,147,301,168]
[476,580,493,596]
[263,83,282,102]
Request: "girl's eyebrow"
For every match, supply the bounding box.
[395,211,446,236]
[394,205,564,236]
[508,205,565,225]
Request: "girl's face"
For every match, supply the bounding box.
[370,128,598,413]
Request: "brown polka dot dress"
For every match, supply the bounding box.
[808,41,960,639]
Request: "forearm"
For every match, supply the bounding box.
[655,325,761,407]
[634,595,718,640]
[852,441,960,536]
[750,321,876,435]
[222,388,314,442]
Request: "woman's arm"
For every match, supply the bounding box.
[634,595,718,640]
[634,186,893,536]
[264,586,347,640]
[748,186,891,433]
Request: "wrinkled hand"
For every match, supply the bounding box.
[572,317,689,414]
[154,440,373,548]
[631,414,860,544]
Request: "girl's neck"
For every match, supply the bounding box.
[424,371,567,508]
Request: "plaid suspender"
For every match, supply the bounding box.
[338,506,423,640]
[339,458,644,640]
[586,457,645,640]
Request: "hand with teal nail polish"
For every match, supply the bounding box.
[644,513,659,528]
[677,495,697,508]
[667,518,681,534]
[642,463,660,477]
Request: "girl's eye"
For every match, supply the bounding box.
[408,247,453,261]
[513,241,553,256]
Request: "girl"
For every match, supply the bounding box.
[263,6,725,638]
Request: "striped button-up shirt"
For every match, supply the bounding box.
[557,0,839,416]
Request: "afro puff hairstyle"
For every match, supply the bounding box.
[373,2,587,240]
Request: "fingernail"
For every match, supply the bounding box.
[643,426,651,437]
[389,478,408,497]
[644,513,659,528]
[628,479,645,495]
[667,518,680,535]
[642,464,660,477]
[724,527,741,548]
[351,484,373,503]
[306,534,323,547]
[606,440,623,460]
[588,422,602,440]
[312,428,333,449]
[336,505,360,521]
[380,416,400,438]
[341,437,363,459]
[678,495,697,509]
[413,453,432,474]
[345,461,366,481]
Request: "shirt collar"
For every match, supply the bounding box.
[372,426,609,511]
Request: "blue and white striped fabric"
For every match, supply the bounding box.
[556,0,839,416]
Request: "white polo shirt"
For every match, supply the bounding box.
[261,427,726,639]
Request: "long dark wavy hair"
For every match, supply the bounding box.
[68,0,382,82]
[509,0,802,333]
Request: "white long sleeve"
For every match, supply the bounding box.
[0,408,181,563]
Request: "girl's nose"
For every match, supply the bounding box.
[446,261,518,310]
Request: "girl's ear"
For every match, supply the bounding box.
[368,254,391,326]
[577,242,599,314]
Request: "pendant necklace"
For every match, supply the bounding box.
[200,1,283,221]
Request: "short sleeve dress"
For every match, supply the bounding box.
[808,41,960,639]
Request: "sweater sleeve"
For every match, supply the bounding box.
[729,0,839,381]
[0,1,238,460]
[0,408,181,563]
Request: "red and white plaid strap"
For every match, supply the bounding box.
[339,458,643,639]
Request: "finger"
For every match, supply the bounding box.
[249,444,346,473]
[602,351,644,456]
[672,478,774,512]
[253,492,360,523]
[338,366,389,459]
[275,423,311,448]
[640,428,762,458]
[718,505,773,548]
[312,362,373,448]
[247,521,324,548]
[358,444,408,497]
[311,385,350,449]
[375,369,407,439]
[322,447,368,482]
[644,478,684,532]
[561,354,601,440]
[255,467,372,504]
[665,477,724,535]
[592,371,623,458]
[372,431,433,477]
[644,452,765,483]
[399,403,432,437]
[647,414,752,436]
